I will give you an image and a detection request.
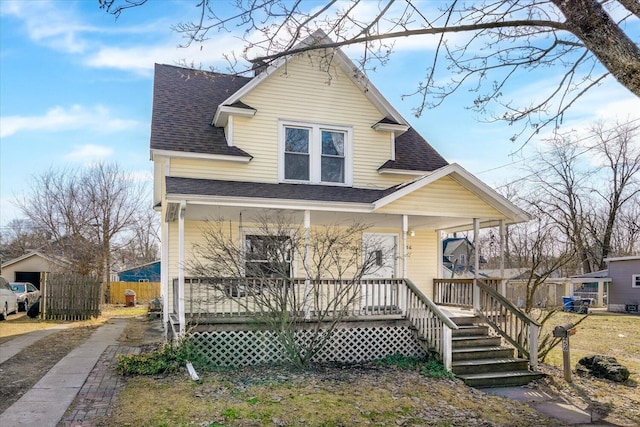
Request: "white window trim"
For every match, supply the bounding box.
[632,274,640,288]
[278,119,353,186]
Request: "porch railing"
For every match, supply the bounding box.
[172,277,457,369]
[476,279,540,370]
[432,277,540,369]
[404,279,457,370]
[433,278,502,307]
[173,277,404,318]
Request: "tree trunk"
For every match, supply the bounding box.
[552,0,640,97]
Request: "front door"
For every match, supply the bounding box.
[361,233,397,311]
[362,233,397,279]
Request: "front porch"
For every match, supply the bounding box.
[168,276,542,386]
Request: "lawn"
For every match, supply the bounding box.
[536,309,640,426]
[100,309,640,427]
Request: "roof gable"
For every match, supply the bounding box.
[373,164,530,223]
[217,30,408,128]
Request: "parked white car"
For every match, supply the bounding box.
[10,282,41,312]
[0,276,19,320]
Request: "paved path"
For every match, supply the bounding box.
[0,324,70,364]
[483,387,616,426]
[1,319,128,427]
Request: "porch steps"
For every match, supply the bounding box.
[449,316,545,388]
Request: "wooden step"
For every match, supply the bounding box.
[449,315,482,326]
[452,357,529,375]
[456,370,546,388]
[452,325,489,337]
[452,335,502,348]
[452,346,514,361]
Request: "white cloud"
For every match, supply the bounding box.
[1,0,95,54]
[83,31,250,75]
[65,144,114,162]
[0,105,139,138]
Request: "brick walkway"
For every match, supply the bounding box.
[58,345,141,427]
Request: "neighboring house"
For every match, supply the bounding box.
[570,270,610,307]
[118,261,161,282]
[151,31,539,381]
[604,256,640,312]
[0,251,71,290]
[442,237,486,274]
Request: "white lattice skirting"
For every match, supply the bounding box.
[189,325,426,367]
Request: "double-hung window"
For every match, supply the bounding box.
[245,234,292,278]
[633,274,640,288]
[280,121,352,185]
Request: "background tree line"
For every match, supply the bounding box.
[480,119,640,277]
[0,162,159,293]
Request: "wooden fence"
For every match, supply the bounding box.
[109,281,161,304]
[41,273,101,321]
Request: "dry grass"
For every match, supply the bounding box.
[543,310,640,377]
[0,303,148,344]
[534,309,640,426]
[105,367,562,427]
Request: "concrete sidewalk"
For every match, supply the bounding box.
[1,319,127,427]
[483,386,616,426]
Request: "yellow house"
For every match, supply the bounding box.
[151,32,541,386]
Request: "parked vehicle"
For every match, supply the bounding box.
[10,282,41,312]
[0,276,19,320]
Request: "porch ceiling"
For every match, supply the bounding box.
[168,202,498,232]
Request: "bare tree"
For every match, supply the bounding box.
[100,0,639,142]
[519,120,640,274]
[501,214,580,362]
[188,211,381,368]
[586,120,640,268]
[16,162,150,299]
[526,134,593,273]
[113,209,160,267]
[0,219,51,261]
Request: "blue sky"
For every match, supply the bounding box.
[1,0,639,228]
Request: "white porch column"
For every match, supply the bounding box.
[499,219,507,296]
[161,220,169,325]
[473,218,480,312]
[303,210,311,320]
[178,201,186,334]
[402,215,409,278]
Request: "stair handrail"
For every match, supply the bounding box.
[404,279,458,370]
[476,278,541,370]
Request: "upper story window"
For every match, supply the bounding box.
[633,274,640,288]
[280,120,352,185]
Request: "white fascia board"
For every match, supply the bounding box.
[371,122,409,134]
[151,149,252,163]
[378,168,426,176]
[165,194,373,213]
[603,255,640,263]
[373,163,531,223]
[212,105,257,127]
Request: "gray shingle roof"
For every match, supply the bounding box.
[150,64,253,157]
[166,176,403,204]
[380,127,448,172]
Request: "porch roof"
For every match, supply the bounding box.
[166,176,394,204]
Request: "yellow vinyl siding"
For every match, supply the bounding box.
[377,176,506,219]
[236,52,401,189]
[406,230,439,297]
